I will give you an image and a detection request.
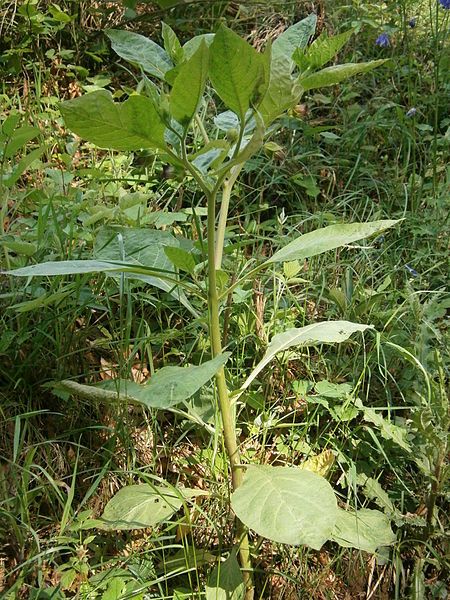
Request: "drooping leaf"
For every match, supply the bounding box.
[272,14,317,70]
[299,60,387,91]
[266,219,399,265]
[300,449,335,477]
[209,25,266,121]
[102,353,231,409]
[231,465,337,548]
[331,508,396,553]
[170,42,209,126]
[206,551,245,600]
[162,22,183,63]
[106,29,173,79]
[60,90,167,151]
[240,321,372,393]
[293,29,354,72]
[100,484,184,530]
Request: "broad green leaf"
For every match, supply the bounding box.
[266,219,399,265]
[3,125,40,158]
[162,22,183,63]
[272,14,317,70]
[102,353,230,409]
[293,29,353,72]
[164,246,196,274]
[100,484,184,530]
[1,113,21,136]
[206,551,245,600]
[170,42,209,126]
[94,226,194,312]
[299,60,387,91]
[240,321,372,393]
[331,508,396,553]
[259,63,302,125]
[106,29,173,79]
[60,90,166,151]
[209,25,266,121]
[183,33,215,60]
[231,465,337,548]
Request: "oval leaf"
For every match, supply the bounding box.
[331,508,396,553]
[59,90,166,151]
[266,219,399,265]
[206,551,245,600]
[272,14,317,70]
[100,484,183,530]
[107,29,173,79]
[209,25,266,121]
[231,465,337,549]
[170,42,209,127]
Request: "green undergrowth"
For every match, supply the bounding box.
[0,1,448,599]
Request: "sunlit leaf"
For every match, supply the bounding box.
[331,508,396,553]
[107,29,173,79]
[60,90,166,151]
[231,465,337,548]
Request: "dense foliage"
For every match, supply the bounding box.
[0,1,448,599]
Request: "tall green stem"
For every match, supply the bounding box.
[207,189,253,597]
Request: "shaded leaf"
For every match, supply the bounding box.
[170,42,209,126]
[293,29,353,72]
[206,551,245,600]
[107,29,173,79]
[231,465,337,549]
[272,14,317,70]
[162,22,183,63]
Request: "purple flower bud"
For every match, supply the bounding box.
[408,18,416,28]
[375,33,390,48]
[406,107,417,118]
[438,0,450,9]
[405,264,419,277]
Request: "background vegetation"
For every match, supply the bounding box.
[0,0,448,598]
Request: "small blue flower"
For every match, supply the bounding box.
[408,18,416,28]
[375,33,390,48]
[406,107,417,118]
[405,264,419,277]
[438,0,450,9]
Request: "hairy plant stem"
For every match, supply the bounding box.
[207,189,253,598]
